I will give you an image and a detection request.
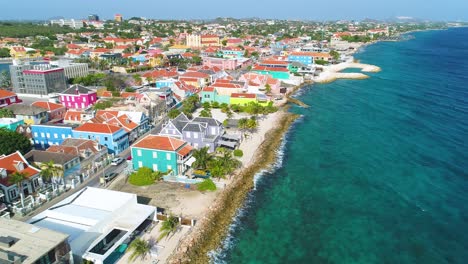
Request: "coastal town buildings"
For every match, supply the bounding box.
[0,89,21,108]
[5,104,49,125]
[59,85,98,109]
[131,135,193,175]
[10,63,67,95]
[0,218,73,264]
[72,123,129,154]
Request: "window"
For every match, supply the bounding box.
[71,96,75,102]
[34,132,38,137]
[54,133,58,138]
[152,152,157,158]
[62,134,65,139]
[104,137,108,141]
[137,149,142,156]
[41,132,45,137]
[167,165,172,171]
[153,164,158,171]
[138,161,143,168]
[83,97,87,102]
[193,133,198,139]
[186,132,191,138]
[166,153,171,160]
[68,135,71,138]
[9,189,17,199]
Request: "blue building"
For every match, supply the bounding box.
[31,123,75,149]
[288,52,314,66]
[155,79,175,89]
[72,123,129,154]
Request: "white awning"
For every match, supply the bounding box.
[184,156,196,166]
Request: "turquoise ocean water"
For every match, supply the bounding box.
[213,28,468,263]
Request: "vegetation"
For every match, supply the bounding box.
[0,108,14,118]
[158,215,180,241]
[73,73,106,86]
[0,48,11,58]
[128,238,151,262]
[0,128,32,155]
[93,100,113,110]
[233,149,243,157]
[8,171,27,207]
[181,95,199,117]
[0,71,11,88]
[168,109,181,119]
[38,160,64,186]
[314,59,328,65]
[330,50,340,61]
[174,113,298,264]
[199,109,212,117]
[230,102,278,115]
[197,178,217,192]
[341,35,372,43]
[128,167,163,186]
[191,147,213,170]
[0,22,75,38]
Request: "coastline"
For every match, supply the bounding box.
[168,110,299,264]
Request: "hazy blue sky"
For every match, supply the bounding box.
[1,0,467,21]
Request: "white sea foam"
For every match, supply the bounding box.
[208,117,302,263]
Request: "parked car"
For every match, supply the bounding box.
[104,172,118,182]
[111,158,124,166]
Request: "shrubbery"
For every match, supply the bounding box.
[233,149,243,157]
[128,167,163,186]
[197,178,217,191]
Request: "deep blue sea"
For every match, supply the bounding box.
[213,28,468,263]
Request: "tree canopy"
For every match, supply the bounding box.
[0,128,32,155]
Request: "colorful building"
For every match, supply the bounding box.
[72,123,129,154]
[252,66,290,80]
[131,135,193,175]
[5,104,48,125]
[59,85,98,109]
[0,151,42,204]
[0,118,24,131]
[230,93,269,106]
[0,90,21,108]
[31,101,66,121]
[219,47,245,58]
[31,123,75,149]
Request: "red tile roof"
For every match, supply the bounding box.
[259,60,289,65]
[133,135,186,151]
[74,123,122,134]
[231,93,256,99]
[177,144,193,156]
[0,151,40,187]
[181,72,210,79]
[64,110,82,121]
[202,86,215,92]
[0,89,17,99]
[252,66,289,72]
[31,101,64,111]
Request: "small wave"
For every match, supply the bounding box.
[208,117,302,263]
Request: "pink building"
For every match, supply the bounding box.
[202,57,252,71]
[59,85,97,109]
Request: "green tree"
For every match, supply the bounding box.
[8,171,27,207]
[168,109,181,119]
[314,59,328,65]
[0,108,14,118]
[0,71,11,87]
[0,128,32,155]
[202,101,211,110]
[330,50,340,61]
[158,215,180,241]
[0,48,11,58]
[128,238,151,262]
[191,147,213,170]
[264,83,271,94]
[199,109,212,117]
[128,167,163,186]
[221,39,227,46]
[93,101,113,110]
[132,74,142,85]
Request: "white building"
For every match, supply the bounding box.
[28,187,156,264]
[50,19,84,29]
[50,60,89,79]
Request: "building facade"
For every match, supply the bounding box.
[131,135,193,175]
[10,64,67,95]
[59,85,98,109]
[0,89,21,108]
[72,123,129,154]
[31,124,75,149]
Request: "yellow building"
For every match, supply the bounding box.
[9,46,27,59]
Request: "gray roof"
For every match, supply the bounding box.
[182,123,206,133]
[171,113,190,132]
[5,104,47,115]
[25,150,78,166]
[192,117,221,127]
[61,84,94,95]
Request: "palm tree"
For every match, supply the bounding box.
[191,147,213,170]
[218,149,240,174]
[8,172,28,208]
[40,161,64,189]
[158,215,180,241]
[208,159,226,179]
[128,238,151,262]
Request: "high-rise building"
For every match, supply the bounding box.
[10,63,67,95]
[88,14,99,21]
[114,14,123,22]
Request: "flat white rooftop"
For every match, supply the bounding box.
[0,218,68,264]
[28,187,155,262]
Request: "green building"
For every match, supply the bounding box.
[252,67,291,80]
[0,118,24,131]
[131,135,193,176]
